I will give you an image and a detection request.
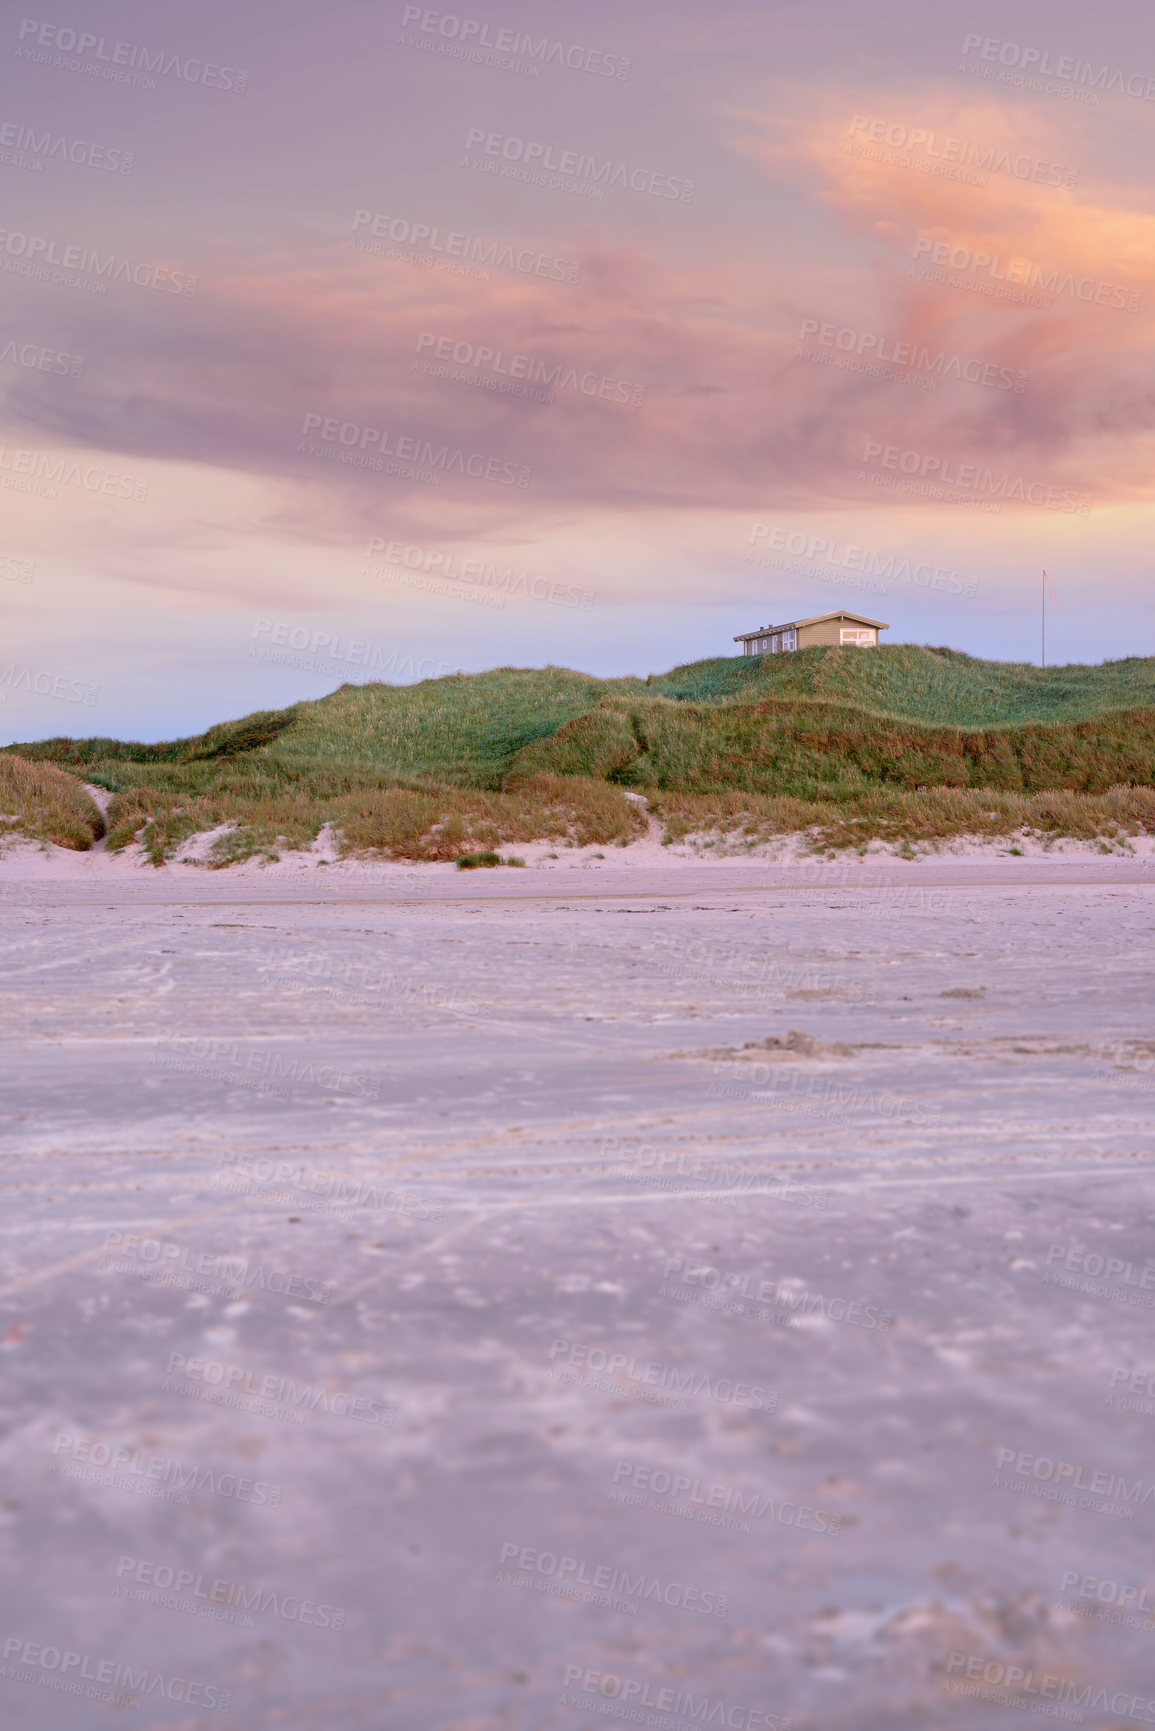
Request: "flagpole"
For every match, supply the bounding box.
[1041,570,1046,669]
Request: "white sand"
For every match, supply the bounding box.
[2,847,1153,1726]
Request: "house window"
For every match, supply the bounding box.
[771,634,780,652]
[783,629,796,651]
[840,628,875,646]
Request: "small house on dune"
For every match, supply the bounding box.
[734,611,889,656]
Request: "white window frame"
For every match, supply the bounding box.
[840,628,875,646]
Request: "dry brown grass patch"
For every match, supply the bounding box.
[0,754,105,851]
[648,785,1155,852]
[106,773,645,865]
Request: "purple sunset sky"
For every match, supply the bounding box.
[1,0,1152,738]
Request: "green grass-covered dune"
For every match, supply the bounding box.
[5,645,1155,863]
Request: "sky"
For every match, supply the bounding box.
[1,0,1153,741]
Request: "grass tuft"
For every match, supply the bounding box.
[0,754,105,850]
[454,852,526,869]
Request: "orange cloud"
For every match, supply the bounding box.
[3,109,1152,579]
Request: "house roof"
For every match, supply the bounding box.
[733,611,889,641]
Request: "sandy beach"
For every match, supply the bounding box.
[2,840,1153,1726]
